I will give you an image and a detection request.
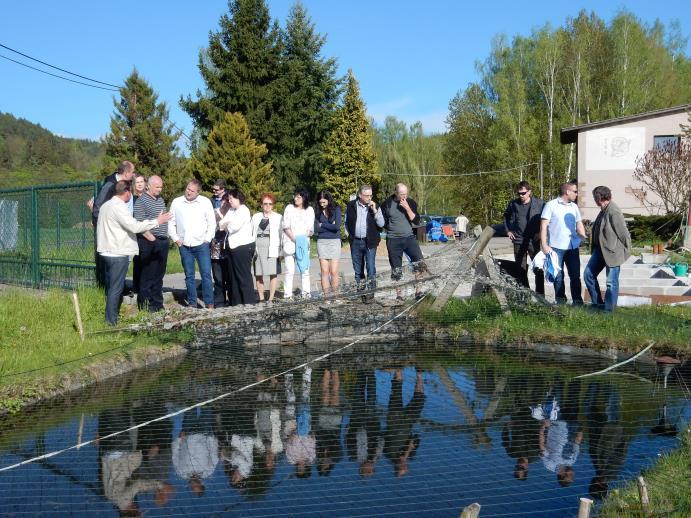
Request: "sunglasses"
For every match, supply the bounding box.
[262,202,273,205]
[517,191,529,196]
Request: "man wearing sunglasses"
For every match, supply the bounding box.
[503,181,544,295]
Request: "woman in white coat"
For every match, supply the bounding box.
[282,188,315,299]
[218,188,256,306]
[251,193,283,303]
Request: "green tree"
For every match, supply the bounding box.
[180,0,281,146]
[270,2,340,193]
[190,112,273,208]
[322,70,379,208]
[102,69,180,177]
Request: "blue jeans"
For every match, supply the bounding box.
[552,247,583,304]
[350,238,377,289]
[179,243,214,307]
[103,255,130,325]
[584,247,620,312]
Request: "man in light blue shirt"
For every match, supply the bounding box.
[540,182,586,305]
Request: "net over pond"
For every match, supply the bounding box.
[0,337,688,517]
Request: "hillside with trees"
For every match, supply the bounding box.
[0,112,104,188]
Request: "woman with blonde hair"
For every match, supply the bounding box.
[252,193,283,303]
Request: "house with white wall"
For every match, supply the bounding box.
[560,104,690,220]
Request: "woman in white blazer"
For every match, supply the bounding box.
[252,193,283,303]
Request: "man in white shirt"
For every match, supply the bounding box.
[540,182,587,305]
[455,210,469,240]
[97,181,171,325]
[168,179,216,309]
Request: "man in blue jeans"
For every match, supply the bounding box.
[583,186,631,312]
[540,182,587,305]
[345,185,385,301]
[168,180,216,309]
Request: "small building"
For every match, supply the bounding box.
[560,104,690,220]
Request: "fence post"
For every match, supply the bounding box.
[30,187,40,287]
[56,198,61,250]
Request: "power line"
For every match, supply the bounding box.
[0,53,119,91]
[0,42,121,88]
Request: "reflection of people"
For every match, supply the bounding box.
[346,370,383,478]
[586,382,629,499]
[214,391,257,490]
[285,366,316,478]
[502,406,542,481]
[316,368,343,476]
[384,369,425,477]
[584,186,631,312]
[535,380,583,487]
[540,182,586,304]
[172,408,219,497]
[504,181,545,295]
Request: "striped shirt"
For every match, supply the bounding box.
[134,192,168,238]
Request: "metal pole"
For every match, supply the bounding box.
[56,198,61,251]
[30,187,40,287]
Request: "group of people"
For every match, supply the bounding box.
[503,180,631,311]
[92,161,428,324]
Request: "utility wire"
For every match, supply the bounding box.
[0,53,119,91]
[0,42,121,88]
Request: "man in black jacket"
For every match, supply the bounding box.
[345,184,385,301]
[381,183,426,299]
[503,181,544,295]
[91,160,135,287]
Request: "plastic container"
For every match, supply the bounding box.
[673,262,688,277]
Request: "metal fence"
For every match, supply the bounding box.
[0,181,100,289]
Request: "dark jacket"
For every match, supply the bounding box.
[592,201,631,267]
[315,206,342,240]
[209,195,228,252]
[92,172,118,226]
[345,200,382,248]
[503,196,544,245]
[381,195,421,236]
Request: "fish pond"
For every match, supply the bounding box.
[0,338,688,517]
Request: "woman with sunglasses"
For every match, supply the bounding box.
[251,193,283,303]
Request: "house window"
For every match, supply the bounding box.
[654,135,680,149]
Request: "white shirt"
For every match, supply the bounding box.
[455,215,469,232]
[541,197,582,250]
[282,204,315,255]
[97,197,158,257]
[168,195,216,246]
[218,204,254,249]
[171,433,219,479]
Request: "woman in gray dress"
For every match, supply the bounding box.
[251,193,283,303]
[315,190,342,296]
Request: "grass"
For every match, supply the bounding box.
[418,295,691,353]
[597,429,691,517]
[0,286,192,410]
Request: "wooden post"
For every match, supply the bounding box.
[637,476,650,515]
[460,502,481,518]
[72,291,85,342]
[577,497,593,518]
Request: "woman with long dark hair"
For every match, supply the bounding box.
[219,188,256,305]
[314,190,341,296]
[282,188,315,299]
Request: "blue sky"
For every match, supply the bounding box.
[1,0,689,148]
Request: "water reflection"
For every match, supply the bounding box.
[0,344,688,516]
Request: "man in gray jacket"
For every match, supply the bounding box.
[583,186,631,312]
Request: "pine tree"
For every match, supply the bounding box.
[191,112,273,208]
[322,70,379,208]
[180,0,281,146]
[270,2,340,193]
[103,69,180,177]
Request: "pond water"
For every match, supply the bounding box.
[0,339,688,517]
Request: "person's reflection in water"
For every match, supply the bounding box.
[346,370,383,478]
[172,407,219,497]
[384,369,426,478]
[285,366,316,478]
[98,406,174,516]
[316,368,343,476]
[586,381,629,500]
[534,379,583,487]
[215,386,257,490]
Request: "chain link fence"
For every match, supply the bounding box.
[0,181,100,289]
